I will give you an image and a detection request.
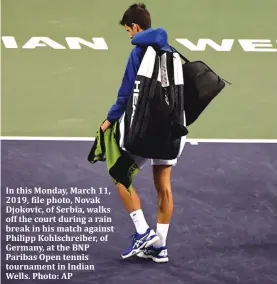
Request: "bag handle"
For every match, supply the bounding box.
[169,45,190,63]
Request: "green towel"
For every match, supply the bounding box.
[88,121,140,193]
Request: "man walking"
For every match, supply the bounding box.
[100,3,186,263]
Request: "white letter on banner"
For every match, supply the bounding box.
[65,37,108,50]
[22,37,66,49]
[239,39,277,52]
[176,38,234,51]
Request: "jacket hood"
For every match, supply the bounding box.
[131,27,168,49]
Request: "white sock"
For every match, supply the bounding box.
[130,209,149,234]
[153,223,169,248]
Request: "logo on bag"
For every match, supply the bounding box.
[164,88,170,105]
[130,80,140,127]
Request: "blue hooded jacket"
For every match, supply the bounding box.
[107,28,172,123]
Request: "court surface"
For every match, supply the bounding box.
[2,0,277,138]
[2,140,277,284]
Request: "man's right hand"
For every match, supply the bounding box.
[100,120,112,132]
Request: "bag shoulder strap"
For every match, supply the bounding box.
[169,45,232,85]
[169,45,190,63]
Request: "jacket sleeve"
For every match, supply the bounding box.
[107,47,143,123]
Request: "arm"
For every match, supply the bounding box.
[101,47,143,132]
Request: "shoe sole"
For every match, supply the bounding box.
[152,256,169,263]
[121,235,160,259]
[136,253,169,263]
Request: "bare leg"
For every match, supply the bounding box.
[116,183,149,235]
[152,165,173,249]
[116,183,141,213]
[153,165,173,224]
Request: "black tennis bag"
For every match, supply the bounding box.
[121,47,188,160]
[171,46,231,126]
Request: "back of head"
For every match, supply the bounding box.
[120,3,151,30]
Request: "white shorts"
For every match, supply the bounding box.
[120,111,187,170]
[129,135,186,170]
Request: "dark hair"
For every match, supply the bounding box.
[119,3,151,30]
